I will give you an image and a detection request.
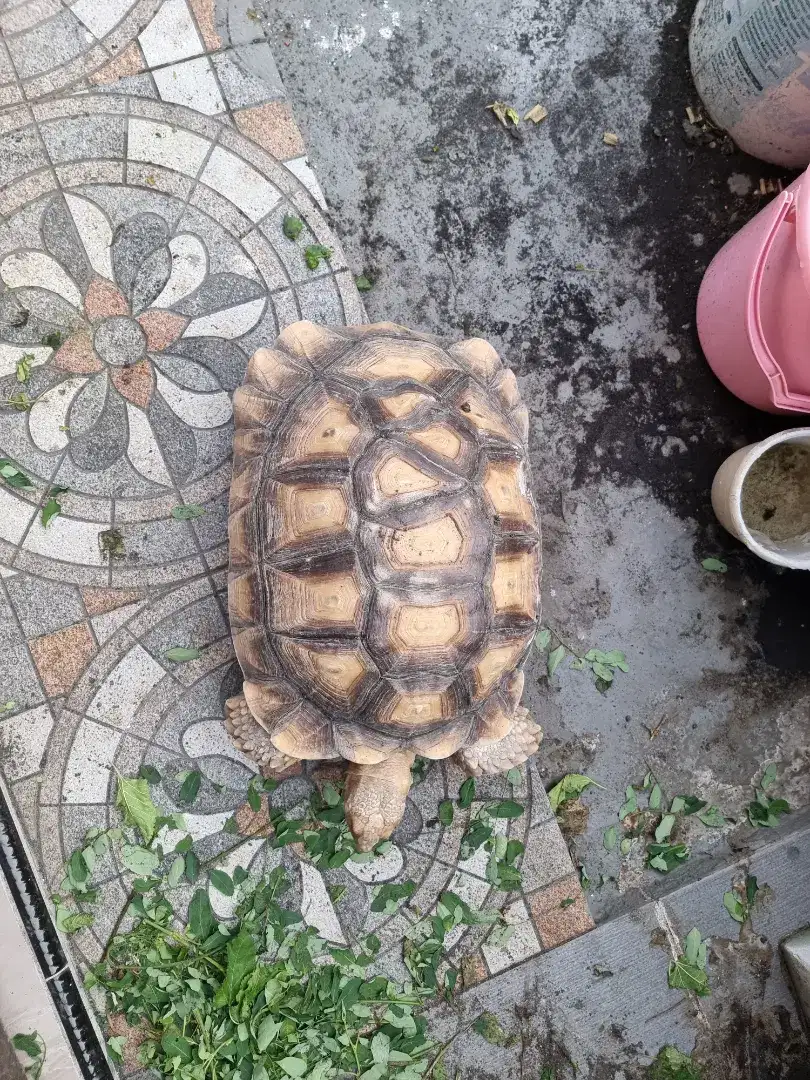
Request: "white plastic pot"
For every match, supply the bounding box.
[712,427,810,568]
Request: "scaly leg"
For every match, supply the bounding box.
[225,693,297,773]
[455,707,542,776]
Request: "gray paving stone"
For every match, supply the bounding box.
[39,115,126,165]
[5,574,85,639]
[296,274,344,325]
[212,44,285,108]
[1,641,46,712]
[5,9,88,79]
[0,125,47,188]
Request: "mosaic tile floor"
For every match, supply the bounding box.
[0,0,593,1034]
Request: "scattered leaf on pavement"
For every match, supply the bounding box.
[164,647,201,663]
[282,215,303,240]
[603,132,619,146]
[702,557,728,573]
[486,102,520,128]
[524,104,548,123]
[547,773,601,811]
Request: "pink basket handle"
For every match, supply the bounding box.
[746,189,810,412]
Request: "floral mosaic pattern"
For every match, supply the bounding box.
[2,196,249,489]
[0,94,361,588]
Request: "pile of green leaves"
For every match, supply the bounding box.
[441,778,525,890]
[403,891,506,995]
[603,773,727,873]
[88,868,436,1080]
[535,628,629,693]
[746,763,790,828]
[668,928,710,997]
[11,1032,45,1080]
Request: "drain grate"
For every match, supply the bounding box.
[0,790,112,1080]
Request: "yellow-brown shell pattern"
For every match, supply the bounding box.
[228,322,540,765]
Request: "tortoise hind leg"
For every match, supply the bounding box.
[456,707,542,776]
[225,693,298,775]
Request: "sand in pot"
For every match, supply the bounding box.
[741,442,810,541]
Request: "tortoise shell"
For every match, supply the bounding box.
[227,321,540,766]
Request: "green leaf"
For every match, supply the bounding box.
[458,777,476,809]
[680,796,707,815]
[684,927,704,967]
[322,781,341,806]
[138,764,162,784]
[603,825,617,851]
[40,496,63,527]
[655,814,676,842]
[370,880,415,913]
[278,1058,308,1078]
[371,1032,390,1066]
[171,504,205,521]
[178,770,202,805]
[355,274,374,292]
[620,838,632,855]
[619,785,637,819]
[668,957,710,996]
[0,459,33,490]
[438,800,454,826]
[15,354,34,383]
[669,796,686,814]
[256,1016,280,1052]
[649,783,662,810]
[592,661,614,683]
[701,557,728,573]
[507,766,522,789]
[534,628,551,651]
[165,646,201,663]
[547,773,601,811]
[489,799,523,819]
[282,215,304,240]
[247,784,261,812]
[167,855,185,888]
[304,244,332,270]
[161,1033,193,1063]
[647,842,689,872]
[723,890,745,923]
[746,874,759,907]
[188,888,214,938]
[210,868,234,895]
[121,845,159,876]
[698,806,726,827]
[328,884,347,904]
[649,1046,703,1080]
[472,1011,510,1046]
[41,331,63,350]
[760,763,778,790]
[185,850,199,883]
[12,1033,41,1058]
[213,929,256,1005]
[115,776,159,843]
[547,645,566,678]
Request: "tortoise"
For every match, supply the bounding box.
[225,321,541,850]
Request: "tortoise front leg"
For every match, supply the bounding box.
[455,707,542,776]
[344,749,415,851]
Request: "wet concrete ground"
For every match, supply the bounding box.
[256,0,810,928]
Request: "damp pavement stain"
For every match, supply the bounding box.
[257,0,810,924]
